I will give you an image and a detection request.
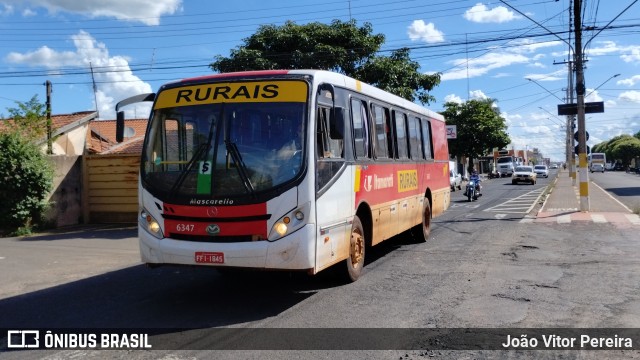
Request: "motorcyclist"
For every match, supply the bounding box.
[469,170,481,193]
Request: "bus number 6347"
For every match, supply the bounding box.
[176,223,195,232]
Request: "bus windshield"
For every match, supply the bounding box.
[497,156,515,163]
[141,101,306,200]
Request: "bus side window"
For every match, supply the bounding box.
[371,103,392,159]
[420,118,433,160]
[393,110,408,160]
[317,106,344,159]
[351,98,371,160]
[408,116,422,160]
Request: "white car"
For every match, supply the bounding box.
[533,165,549,178]
[450,170,462,191]
[512,166,537,185]
[590,163,605,173]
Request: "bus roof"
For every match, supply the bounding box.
[173,69,445,122]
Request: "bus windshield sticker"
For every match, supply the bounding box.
[196,160,212,195]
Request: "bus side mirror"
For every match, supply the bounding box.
[116,111,125,143]
[330,107,345,140]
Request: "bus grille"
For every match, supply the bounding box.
[169,233,255,243]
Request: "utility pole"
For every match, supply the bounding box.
[574,0,589,211]
[45,80,52,155]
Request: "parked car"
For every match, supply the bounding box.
[512,166,537,185]
[450,170,462,191]
[533,165,549,178]
[613,163,625,171]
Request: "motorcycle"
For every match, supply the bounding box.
[465,179,481,202]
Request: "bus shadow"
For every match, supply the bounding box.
[0,264,318,330]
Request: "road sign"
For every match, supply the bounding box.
[557,102,604,115]
[446,125,457,139]
[574,131,589,142]
[575,145,590,154]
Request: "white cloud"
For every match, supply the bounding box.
[0,4,14,14]
[469,90,488,100]
[619,91,640,103]
[585,89,603,103]
[444,94,464,104]
[508,39,561,54]
[617,75,640,87]
[22,8,36,16]
[524,69,566,82]
[1,0,181,25]
[621,48,640,63]
[408,20,444,43]
[464,3,520,23]
[5,30,152,119]
[440,39,561,81]
[442,52,529,81]
[586,41,640,63]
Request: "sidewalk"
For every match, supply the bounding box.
[531,170,640,227]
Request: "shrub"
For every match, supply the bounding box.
[0,132,54,236]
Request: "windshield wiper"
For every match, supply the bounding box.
[169,143,210,196]
[225,140,255,196]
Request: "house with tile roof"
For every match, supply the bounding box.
[0,111,98,156]
[87,118,148,154]
[1,112,148,227]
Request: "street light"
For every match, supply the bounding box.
[586,73,620,98]
[526,78,564,102]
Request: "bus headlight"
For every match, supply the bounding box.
[140,208,164,239]
[268,202,310,241]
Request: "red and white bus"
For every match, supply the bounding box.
[116,70,451,281]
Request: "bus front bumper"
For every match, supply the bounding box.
[138,225,316,271]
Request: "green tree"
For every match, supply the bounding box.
[1,96,53,236]
[441,99,510,172]
[5,94,47,141]
[210,20,441,104]
[0,132,53,235]
[610,136,640,167]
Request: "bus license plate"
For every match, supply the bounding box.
[195,251,224,264]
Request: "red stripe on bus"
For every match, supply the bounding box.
[182,70,290,82]
[165,218,268,238]
[163,202,267,218]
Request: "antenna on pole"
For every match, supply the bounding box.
[89,62,99,119]
[45,80,52,154]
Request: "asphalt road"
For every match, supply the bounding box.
[588,170,640,212]
[1,171,638,359]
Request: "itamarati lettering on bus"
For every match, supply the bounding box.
[154,81,308,109]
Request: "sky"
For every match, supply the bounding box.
[0,0,639,162]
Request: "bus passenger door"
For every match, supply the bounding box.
[314,104,350,272]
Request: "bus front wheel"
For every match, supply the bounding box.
[344,215,365,282]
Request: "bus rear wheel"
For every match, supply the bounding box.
[412,198,431,242]
[344,215,365,282]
